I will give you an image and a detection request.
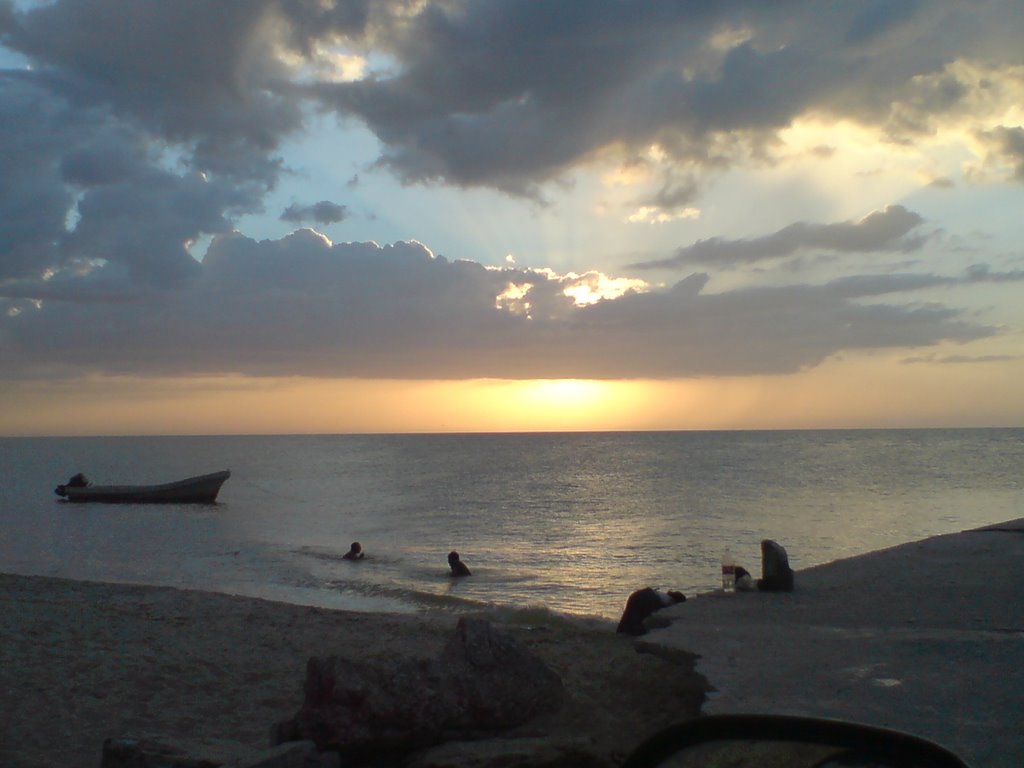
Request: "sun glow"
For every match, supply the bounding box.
[521,379,604,410]
[4,350,1022,437]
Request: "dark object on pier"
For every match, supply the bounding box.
[735,565,757,591]
[758,539,795,592]
[617,587,687,636]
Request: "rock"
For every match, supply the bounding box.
[101,736,337,768]
[294,654,447,755]
[758,539,795,592]
[245,741,340,767]
[278,618,563,760]
[101,736,223,768]
[438,617,564,730]
[407,736,612,768]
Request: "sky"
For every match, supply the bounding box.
[1,0,1023,435]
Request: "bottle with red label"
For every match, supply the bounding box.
[721,548,735,591]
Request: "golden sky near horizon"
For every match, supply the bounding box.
[3,349,1021,436]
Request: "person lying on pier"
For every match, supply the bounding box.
[448,550,471,577]
[735,565,757,591]
[616,587,686,636]
[342,542,364,561]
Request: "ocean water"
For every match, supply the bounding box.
[1,429,1021,620]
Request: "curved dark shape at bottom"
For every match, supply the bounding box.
[622,714,969,768]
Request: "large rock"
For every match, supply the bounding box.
[437,615,565,730]
[295,655,446,754]
[101,737,219,768]
[101,736,336,767]
[406,736,611,768]
[279,618,564,760]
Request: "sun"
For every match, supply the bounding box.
[483,379,636,431]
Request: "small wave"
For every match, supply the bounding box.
[293,546,402,566]
[323,577,491,613]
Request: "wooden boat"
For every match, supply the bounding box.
[54,470,231,504]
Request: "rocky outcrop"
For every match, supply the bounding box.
[100,736,337,767]
[437,614,564,730]
[406,736,612,768]
[276,617,564,761]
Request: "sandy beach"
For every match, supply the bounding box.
[0,573,706,767]
[4,520,1022,767]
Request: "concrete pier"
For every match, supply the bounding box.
[646,520,1024,768]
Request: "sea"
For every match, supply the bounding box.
[1,429,1021,621]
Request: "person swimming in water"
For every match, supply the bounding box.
[448,550,471,577]
[342,542,364,560]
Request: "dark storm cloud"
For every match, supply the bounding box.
[0,0,402,292]
[0,75,78,281]
[0,0,324,288]
[308,0,1024,198]
[0,70,259,287]
[1,0,1019,288]
[2,0,303,182]
[311,1,760,193]
[844,0,921,45]
[630,206,928,270]
[1,231,1011,381]
[281,201,349,225]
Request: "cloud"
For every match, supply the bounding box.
[901,354,1019,365]
[0,71,263,288]
[978,126,1024,182]
[0,1,1021,393]
[844,0,922,45]
[4,1,1023,205]
[0,0,325,289]
[281,201,349,225]
[630,205,928,270]
[1,230,1010,382]
[302,1,1024,199]
[1,0,390,182]
[0,76,78,282]
[3,0,1022,263]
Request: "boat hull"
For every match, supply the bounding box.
[56,470,231,504]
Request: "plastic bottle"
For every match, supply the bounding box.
[721,548,735,591]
